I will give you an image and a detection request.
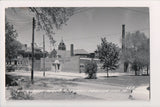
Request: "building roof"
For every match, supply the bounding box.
[50,48,89,58]
[21,44,43,52]
[74,49,88,55]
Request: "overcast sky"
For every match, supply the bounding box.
[5,7,149,53]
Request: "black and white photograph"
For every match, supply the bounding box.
[4,7,150,101]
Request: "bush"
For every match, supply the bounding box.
[7,76,33,100]
[10,88,33,100]
[6,75,18,86]
[6,65,15,72]
[85,61,97,79]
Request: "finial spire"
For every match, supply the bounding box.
[61,37,63,42]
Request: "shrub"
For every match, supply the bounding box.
[8,77,33,100]
[6,75,18,86]
[85,60,97,79]
[10,88,33,100]
[6,65,15,72]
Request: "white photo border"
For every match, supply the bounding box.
[0,0,160,107]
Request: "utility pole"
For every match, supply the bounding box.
[31,17,35,84]
[122,24,127,72]
[43,35,45,77]
[122,24,125,52]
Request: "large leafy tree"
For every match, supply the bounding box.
[6,7,76,60]
[7,7,76,46]
[29,7,75,45]
[5,20,22,62]
[124,31,149,75]
[97,38,120,77]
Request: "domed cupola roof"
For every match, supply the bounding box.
[58,38,66,50]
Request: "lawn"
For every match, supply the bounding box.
[5,71,150,100]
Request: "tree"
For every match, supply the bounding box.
[29,7,75,45]
[6,7,75,46]
[124,31,149,75]
[85,60,97,79]
[5,20,22,62]
[97,38,120,77]
[49,48,57,58]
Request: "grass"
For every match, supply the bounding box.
[6,74,150,90]
[6,73,150,100]
[10,88,33,100]
[33,92,101,100]
[70,75,149,88]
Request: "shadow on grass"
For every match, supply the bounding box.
[100,76,118,78]
[70,78,85,82]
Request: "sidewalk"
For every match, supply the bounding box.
[7,70,133,80]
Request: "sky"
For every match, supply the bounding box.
[5,7,149,53]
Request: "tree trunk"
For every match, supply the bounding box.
[135,70,137,76]
[107,68,109,77]
[134,64,138,76]
[147,65,149,75]
[124,62,129,72]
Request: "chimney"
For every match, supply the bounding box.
[24,44,27,48]
[122,24,127,72]
[122,24,125,52]
[70,44,74,56]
